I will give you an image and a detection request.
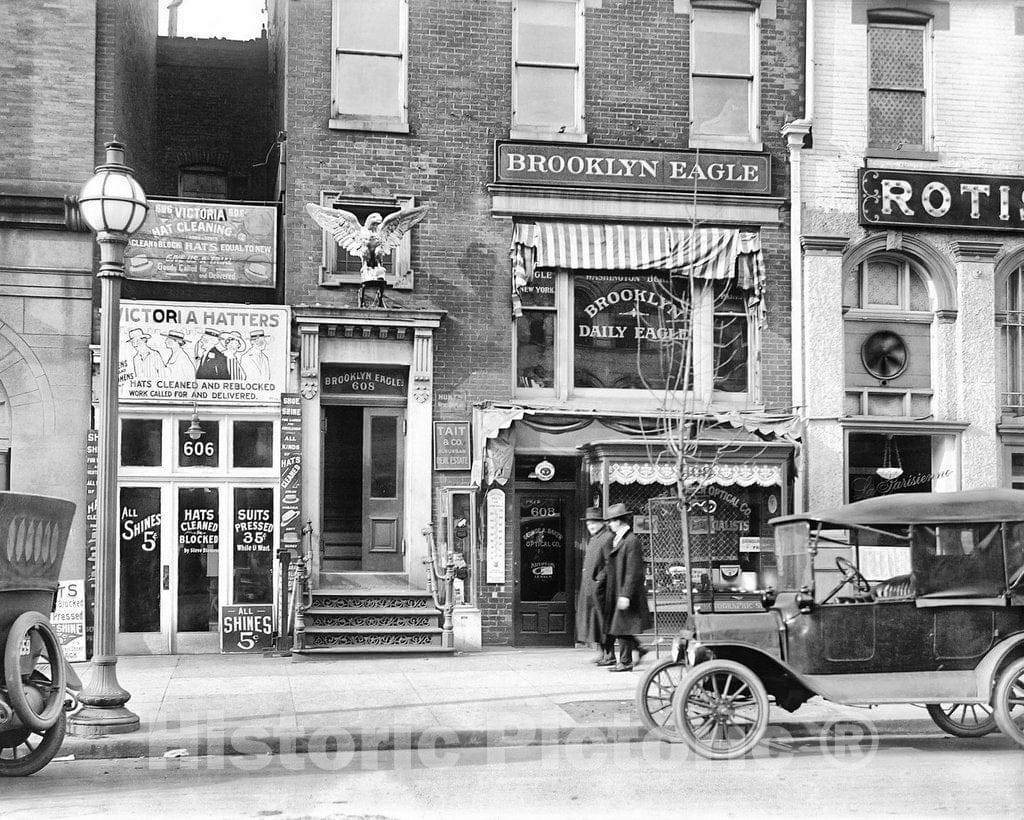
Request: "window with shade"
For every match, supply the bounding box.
[689,2,760,149]
[331,0,408,132]
[512,0,585,141]
[867,12,930,152]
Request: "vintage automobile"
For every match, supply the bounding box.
[637,488,1024,759]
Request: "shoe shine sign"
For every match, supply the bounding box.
[859,168,1024,231]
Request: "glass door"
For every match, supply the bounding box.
[174,485,221,653]
[117,485,169,654]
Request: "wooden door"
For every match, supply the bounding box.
[361,407,405,572]
[514,490,575,645]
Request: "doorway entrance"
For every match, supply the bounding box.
[116,481,277,654]
[322,405,406,572]
[514,489,575,645]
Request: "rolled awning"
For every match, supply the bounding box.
[511,221,766,321]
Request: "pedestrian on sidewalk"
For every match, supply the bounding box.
[602,502,651,672]
[577,506,615,665]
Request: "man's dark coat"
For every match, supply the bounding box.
[576,525,613,645]
[601,527,651,637]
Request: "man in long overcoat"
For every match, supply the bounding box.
[602,502,651,672]
[576,507,614,664]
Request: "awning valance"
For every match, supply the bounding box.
[510,221,766,321]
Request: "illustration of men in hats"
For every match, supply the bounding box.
[241,329,272,380]
[194,329,230,380]
[219,330,247,380]
[126,327,162,380]
[160,329,195,380]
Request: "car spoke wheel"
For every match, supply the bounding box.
[671,659,768,760]
[3,611,67,732]
[635,660,685,741]
[993,657,1024,750]
[926,703,997,737]
[0,715,66,777]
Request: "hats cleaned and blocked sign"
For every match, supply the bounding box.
[118,300,289,405]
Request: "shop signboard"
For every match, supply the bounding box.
[496,141,771,195]
[859,168,1024,231]
[220,604,274,653]
[53,580,86,662]
[320,365,408,397]
[434,421,471,470]
[280,394,302,548]
[117,300,289,405]
[124,198,277,287]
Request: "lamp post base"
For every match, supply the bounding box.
[68,705,141,737]
[67,655,141,736]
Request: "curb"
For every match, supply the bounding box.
[58,719,941,761]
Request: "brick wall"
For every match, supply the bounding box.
[282,0,803,643]
[0,0,98,191]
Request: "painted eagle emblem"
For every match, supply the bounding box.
[305,202,430,307]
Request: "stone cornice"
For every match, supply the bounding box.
[951,240,1002,262]
[801,234,849,255]
[0,193,85,232]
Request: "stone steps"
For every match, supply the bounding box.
[294,583,454,655]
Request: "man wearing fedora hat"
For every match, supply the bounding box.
[601,502,651,672]
[576,507,615,665]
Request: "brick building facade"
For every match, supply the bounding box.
[275,0,806,648]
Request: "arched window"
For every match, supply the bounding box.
[1000,261,1024,413]
[844,253,934,417]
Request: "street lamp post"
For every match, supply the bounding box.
[69,140,148,736]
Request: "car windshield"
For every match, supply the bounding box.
[773,520,812,592]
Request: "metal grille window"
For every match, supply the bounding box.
[690,4,759,148]
[868,20,928,150]
[512,0,585,139]
[1003,266,1024,412]
[331,0,407,131]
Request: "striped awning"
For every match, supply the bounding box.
[510,221,766,321]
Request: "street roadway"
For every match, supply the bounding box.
[5,734,1023,819]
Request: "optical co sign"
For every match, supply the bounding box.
[859,168,1024,232]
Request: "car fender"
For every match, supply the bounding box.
[974,631,1024,699]
[691,639,816,712]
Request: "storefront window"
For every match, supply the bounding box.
[118,486,161,632]
[177,420,220,468]
[713,280,749,393]
[233,487,274,604]
[573,272,692,390]
[233,420,274,468]
[121,419,163,467]
[177,487,219,632]
[847,433,935,502]
[517,311,555,388]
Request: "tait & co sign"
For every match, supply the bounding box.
[495,141,770,195]
[860,168,1024,232]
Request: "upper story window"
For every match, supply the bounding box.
[843,255,934,417]
[316,193,417,290]
[689,1,760,150]
[1000,263,1024,414]
[512,0,586,142]
[331,0,408,133]
[179,165,229,200]
[867,11,931,154]
[516,272,752,403]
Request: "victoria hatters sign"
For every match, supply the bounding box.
[859,168,1024,232]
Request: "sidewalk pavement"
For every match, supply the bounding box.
[59,647,940,761]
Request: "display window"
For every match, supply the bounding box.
[116,411,279,654]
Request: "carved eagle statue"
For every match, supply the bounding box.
[305,202,430,307]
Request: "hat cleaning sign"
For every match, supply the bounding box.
[118,300,289,405]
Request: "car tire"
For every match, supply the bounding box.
[925,703,997,738]
[635,659,686,742]
[671,659,769,760]
[992,656,1024,750]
